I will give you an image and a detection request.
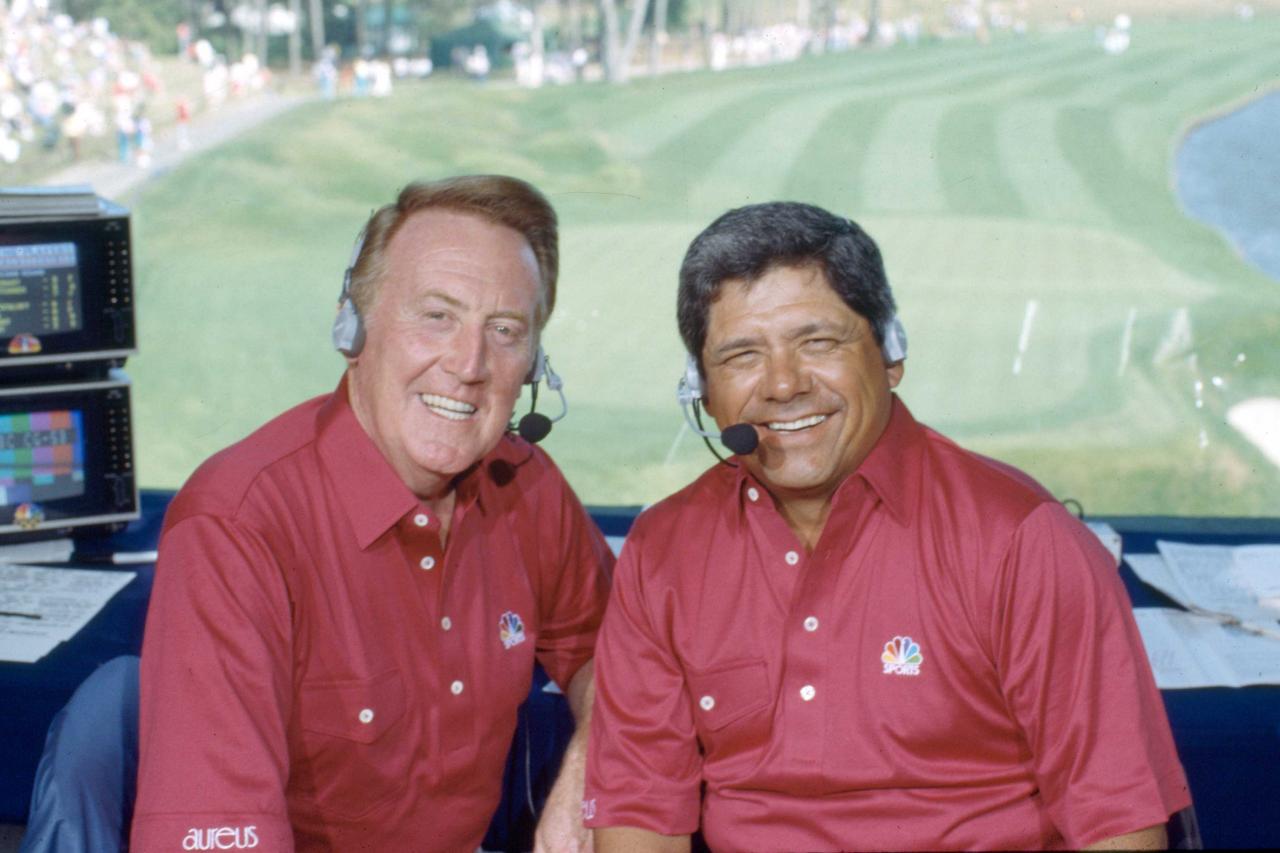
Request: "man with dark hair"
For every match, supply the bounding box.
[132,175,612,852]
[584,201,1189,851]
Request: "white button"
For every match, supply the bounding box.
[450,680,464,695]
[785,550,800,566]
[804,616,819,632]
[414,513,429,527]
[358,708,374,724]
[800,684,816,701]
[441,616,452,631]
[419,556,436,570]
[747,487,759,502]
[699,695,716,711]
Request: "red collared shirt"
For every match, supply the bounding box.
[132,379,613,852]
[585,397,1188,851]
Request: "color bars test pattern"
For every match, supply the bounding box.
[0,410,85,507]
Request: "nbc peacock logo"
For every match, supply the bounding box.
[881,635,923,676]
[14,503,44,530]
[499,610,527,650]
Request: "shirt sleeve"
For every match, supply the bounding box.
[583,528,702,835]
[529,458,615,692]
[990,503,1191,848]
[131,514,297,852]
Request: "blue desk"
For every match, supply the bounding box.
[3,497,1278,849]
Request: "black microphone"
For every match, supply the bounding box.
[517,412,553,444]
[720,423,759,456]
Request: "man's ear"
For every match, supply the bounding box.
[887,360,904,390]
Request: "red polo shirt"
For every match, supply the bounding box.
[132,378,613,852]
[585,397,1188,851]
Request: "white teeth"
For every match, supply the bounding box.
[420,394,477,420]
[768,414,827,432]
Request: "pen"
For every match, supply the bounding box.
[69,550,158,565]
[0,610,41,620]
[1215,613,1280,642]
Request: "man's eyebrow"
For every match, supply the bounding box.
[419,289,529,322]
[420,289,466,309]
[709,334,765,359]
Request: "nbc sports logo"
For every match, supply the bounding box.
[881,635,923,676]
[499,610,527,649]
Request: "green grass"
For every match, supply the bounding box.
[124,15,1280,515]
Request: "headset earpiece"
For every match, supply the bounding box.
[332,227,369,356]
[516,346,566,443]
[882,315,908,363]
[677,354,704,406]
[525,346,547,385]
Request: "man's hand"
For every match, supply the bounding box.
[533,740,592,853]
[534,662,595,853]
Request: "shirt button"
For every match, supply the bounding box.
[800,684,816,701]
[358,708,374,724]
[785,550,800,566]
[441,616,452,631]
[804,616,819,632]
[419,556,436,571]
[450,680,464,695]
[414,513,429,527]
[699,695,716,711]
[747,487,759,502]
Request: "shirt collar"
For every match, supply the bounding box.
[850,395,922,526]
[316,375,419,550]
[316,376,512,549]
[735,394,922,527]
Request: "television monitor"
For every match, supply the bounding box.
[0,201,135,380]
[0,373,138,541]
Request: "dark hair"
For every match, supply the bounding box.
[350,175,558,327]
[677,202,896,372]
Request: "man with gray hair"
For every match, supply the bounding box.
[584,201,1188,851]
[133,175,612,852]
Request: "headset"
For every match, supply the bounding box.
[332,227,368,357]
[331,223,567,443]
[677,315,908,461]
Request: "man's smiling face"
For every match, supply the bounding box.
[346,208,541,498]
[702,263,903,505]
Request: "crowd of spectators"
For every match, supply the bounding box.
[1,0,269,171]
[0,0,164,166]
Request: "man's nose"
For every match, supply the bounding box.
[763,352,807,402]
[447,324,490,383]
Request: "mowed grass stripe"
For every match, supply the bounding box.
[859,98,951,213]
[601,38,997,160]
[782,97,894,212]
[642,34,1086,209]
[995,102,1112,225]
[685,90,883,215]
[936,101,1027,217]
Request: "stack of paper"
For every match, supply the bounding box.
[0,564,134,663]
[1127,541,1280,689]
[1134,608,1280,689]
[0,184,101,219]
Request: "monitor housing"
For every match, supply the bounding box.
[0,373,138,540]
[0,201,135,382]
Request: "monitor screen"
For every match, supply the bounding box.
[0,242,83,343]
[0,409,86,510]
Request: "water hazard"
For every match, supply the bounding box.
[1175,89,1280,281]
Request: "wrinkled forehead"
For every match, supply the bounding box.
[385,209,543,311]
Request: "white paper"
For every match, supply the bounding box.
[1085,521,1122,567]
[1150,541,1280,623]
[0,564,135,663]
[1134,607,1280,689]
